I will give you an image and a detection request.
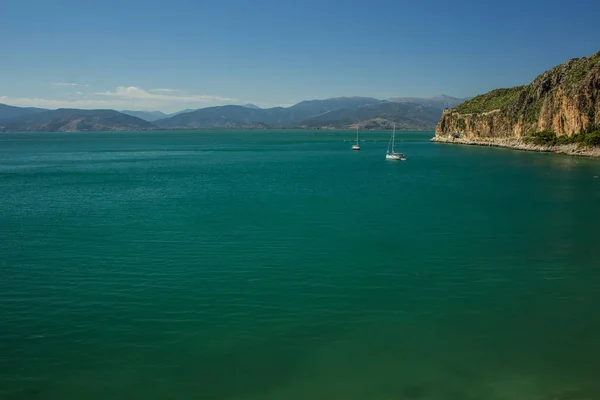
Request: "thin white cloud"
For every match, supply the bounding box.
[149,88,182,93]
[0,85,238,113]
[94,86,235,103]
[0,96,114,109]
[50,82,79,86]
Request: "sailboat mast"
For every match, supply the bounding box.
[356,126,359,144]
[392,123,396,152]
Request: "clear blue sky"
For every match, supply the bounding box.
[1,0,598,112]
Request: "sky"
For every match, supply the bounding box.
[1,0,599,113]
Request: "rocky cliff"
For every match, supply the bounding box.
[434,50,600,147]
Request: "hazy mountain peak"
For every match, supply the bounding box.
[387,95,469,109]
[0,103,47,121]
[120,110,169,122]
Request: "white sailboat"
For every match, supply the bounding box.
[352,126,360,150]
[386,123,406,160]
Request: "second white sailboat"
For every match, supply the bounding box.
[352,126,360,150]
[386,123,406,160]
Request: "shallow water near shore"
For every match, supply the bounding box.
[1,130,600,400]
[431,136,600,158]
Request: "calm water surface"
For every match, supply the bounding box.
[1,130,600,399]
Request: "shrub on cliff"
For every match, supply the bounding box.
[523,131,557,146]
[582,130,600,146]
[524,129,600,147]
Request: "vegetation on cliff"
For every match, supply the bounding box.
[524,126,600,147]
[453,86,525,114]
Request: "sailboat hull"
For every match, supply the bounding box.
[386,153,406,160]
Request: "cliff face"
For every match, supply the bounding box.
[436,51,600,140]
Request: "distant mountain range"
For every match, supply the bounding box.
[0,95,467,132]
[0,109,154,132]
[387,94,471,110]
[0,103,47,121]
[154,97,386,129]
[119,104,262,123]
[300,102,442,130]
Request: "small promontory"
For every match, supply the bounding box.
[433,50,600,156]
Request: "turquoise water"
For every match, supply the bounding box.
[1,130,600,400]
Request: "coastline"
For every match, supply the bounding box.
[430,136,600,158]
[0,127,436,133]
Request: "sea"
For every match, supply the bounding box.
[1,130,599,400]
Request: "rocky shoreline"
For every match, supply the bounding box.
[430,136,600,158]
